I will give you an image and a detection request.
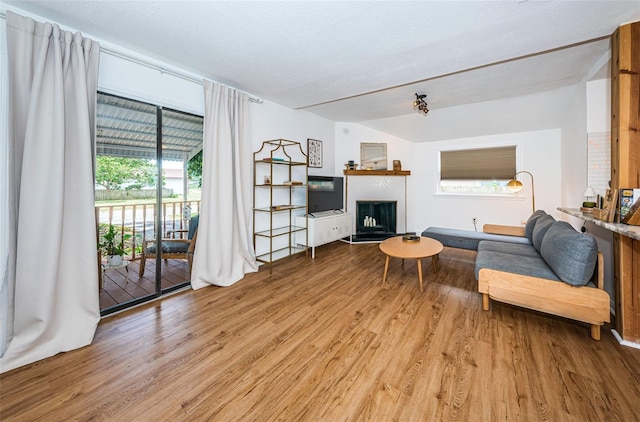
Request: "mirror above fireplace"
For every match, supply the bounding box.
[360,142,387,170]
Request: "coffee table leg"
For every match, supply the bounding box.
[432,254,438,273]
[417,259,423,292]
[383,255,390,284]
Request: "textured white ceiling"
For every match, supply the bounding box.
[4,1,640,141]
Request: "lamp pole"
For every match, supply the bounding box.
[508,170,535,214]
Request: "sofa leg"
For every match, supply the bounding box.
[591,324,601,340]
[482,293,489,311]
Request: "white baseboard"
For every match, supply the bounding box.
[611,329,640,349]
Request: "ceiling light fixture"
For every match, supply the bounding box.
[413,93,429,115]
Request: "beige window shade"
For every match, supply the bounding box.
[441,146,516,180]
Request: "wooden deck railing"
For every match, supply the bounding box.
[96,200,201,260]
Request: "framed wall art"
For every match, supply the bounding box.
[308,138,322,168]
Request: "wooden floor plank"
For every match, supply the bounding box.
[1,243,639,421]
[100,258,191,310]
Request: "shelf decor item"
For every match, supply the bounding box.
[594,188,618,223]
[582,186,597,208]
[307,138,322,168]
[619,188,640,223]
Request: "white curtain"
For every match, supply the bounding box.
[0,12,100,372]
[191,81,258,288]
[0,16,9,357]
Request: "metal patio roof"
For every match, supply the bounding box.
[96,92,203,162]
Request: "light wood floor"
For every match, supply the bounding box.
[2,243,639,421]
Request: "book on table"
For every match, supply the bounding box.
[271,204,295,211]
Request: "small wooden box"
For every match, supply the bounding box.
[592,208,607,220]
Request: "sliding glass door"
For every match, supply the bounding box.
[158,108,202,295]
[96,92,203,315]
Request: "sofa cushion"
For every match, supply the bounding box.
[474,250,560,281]
[524,210,547,241]
[477,240,540,258]
[146,241,190,254]
[421,227,531,251]
[532,215,555,252]
[540,221,598,287]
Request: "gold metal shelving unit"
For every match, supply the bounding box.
[253,139,308,266]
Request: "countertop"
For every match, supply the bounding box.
[558,207,640,241]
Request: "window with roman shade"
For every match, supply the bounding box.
[439,146,517,194]
[440,146,516,180]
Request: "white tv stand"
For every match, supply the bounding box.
[295,211,352,258]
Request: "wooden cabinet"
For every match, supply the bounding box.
[295,212,352,258]
[253,139,308,265]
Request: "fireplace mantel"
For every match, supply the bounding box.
[343,170,410,176]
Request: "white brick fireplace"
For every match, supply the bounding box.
[343,171,409,238]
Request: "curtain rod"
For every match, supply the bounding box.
[100,46,263,104]
[0,9,263,104]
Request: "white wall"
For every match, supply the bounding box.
[560,81,589,219]
[587,79,611,133]
[250,100,335,176]
[411,129,562,233]
[99,52,204,116]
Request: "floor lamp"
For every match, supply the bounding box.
[507,170,535,214]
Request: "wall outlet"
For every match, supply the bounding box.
[472,217,477,224]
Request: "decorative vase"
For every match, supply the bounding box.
[107,254,123,266]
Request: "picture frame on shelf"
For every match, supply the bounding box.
[308,138,322,168]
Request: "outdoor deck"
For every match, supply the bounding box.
[99,258,190,310]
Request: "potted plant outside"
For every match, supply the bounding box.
[98,225,131,266]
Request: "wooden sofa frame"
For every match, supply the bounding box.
[478,224,611,340]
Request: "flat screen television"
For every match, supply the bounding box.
[307,176,344,214]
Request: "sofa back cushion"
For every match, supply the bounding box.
[532,214,555,251]
[525,210,547,241]
[540,221,598,286]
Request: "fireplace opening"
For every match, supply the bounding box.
[355,200,397,240]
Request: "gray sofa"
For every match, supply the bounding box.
[424,210,611,339]
[475,211,598,287]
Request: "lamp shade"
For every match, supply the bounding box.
[583,186,596,198]
[507,179,523,192]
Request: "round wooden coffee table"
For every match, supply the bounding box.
[379,236,444,291]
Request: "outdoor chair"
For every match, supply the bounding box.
[138,214,199,277]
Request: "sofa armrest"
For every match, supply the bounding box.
[478,268,610,338]
[482,224,525,237]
